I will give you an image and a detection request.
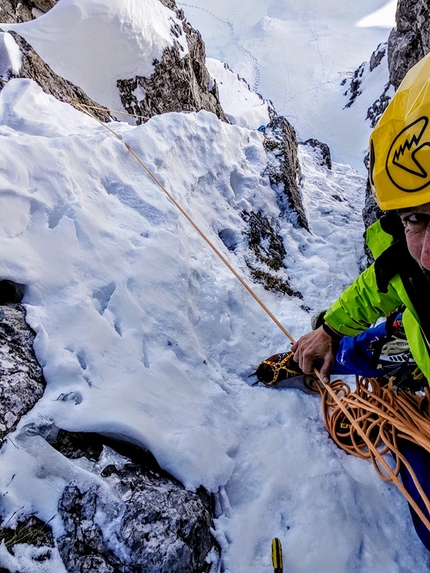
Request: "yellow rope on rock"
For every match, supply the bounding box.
[71,102,150,122]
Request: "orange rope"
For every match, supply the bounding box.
[311,374,430,530]
[70,102,150,121]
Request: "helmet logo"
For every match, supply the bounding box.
[386,116,430,192]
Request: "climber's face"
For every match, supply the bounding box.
[400,202,430,274]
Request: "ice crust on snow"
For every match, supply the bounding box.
[0,76,429,572]
[1,0,189,112]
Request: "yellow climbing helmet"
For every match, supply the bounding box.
[370,52,430,210]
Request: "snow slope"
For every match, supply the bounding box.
[178,0,396,170]
[0,77,428,572]
[3,0,395,169]
[1,0,430,572]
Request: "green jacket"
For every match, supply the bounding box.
[324,219,430,382]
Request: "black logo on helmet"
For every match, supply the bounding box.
[386,116,430,192]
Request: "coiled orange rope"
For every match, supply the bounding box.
[308,374,430,529]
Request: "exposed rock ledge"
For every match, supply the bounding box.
[0,301,217,572]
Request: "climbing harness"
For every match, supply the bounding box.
[70,100,430,534]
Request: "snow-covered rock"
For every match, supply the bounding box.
[2,2,430,572]
[2,0,227,123]
[263,116,308,231]
[0,302,44,446]
[0,31,111,122]
[205,58,274,129]
[0,0,57,24]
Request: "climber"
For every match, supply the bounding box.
[291,52,430,550]
[292,52,430,386]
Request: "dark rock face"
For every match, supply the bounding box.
[342,60,366,110]
[342,43,391,128]
[0,308,216,572]
[231,115,307,298]
[4,428,216,573]
[0,427,217,572]
[241,211,301,297]
[51,432,216,573]
[0,0,225,125]
[1,31,112,123]
[0,0,57,24]
[302,139,332,170]
[362,177,383,232]
[57,473,214,573]
[387,0,430,90]
[0,303,45,446]
[262,116,309,231]
[362,178,384,263]
[366,81,392,129]
[0,280,25,304]
[117,4,227,123]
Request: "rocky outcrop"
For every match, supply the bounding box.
[117,3,227,123]
[366,81,393,129]
[0,0,225,126]
[51,431,217,573]
[0,430,217,572]
[342,43,392,128]
[0,301,216,572]
[241,211,301,297]
[0,0,57,24]
[0,299,45,447]
[0,31,112,123]
[362,178,384,263]
[229,115,306,298]
[302,138,332,170]
[387,0,430,89]
[262,116,309,231]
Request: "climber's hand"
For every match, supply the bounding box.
[291,326,337,384]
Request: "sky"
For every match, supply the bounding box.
[1,1,429,572]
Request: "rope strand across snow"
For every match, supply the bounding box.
[71,99,430,533]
